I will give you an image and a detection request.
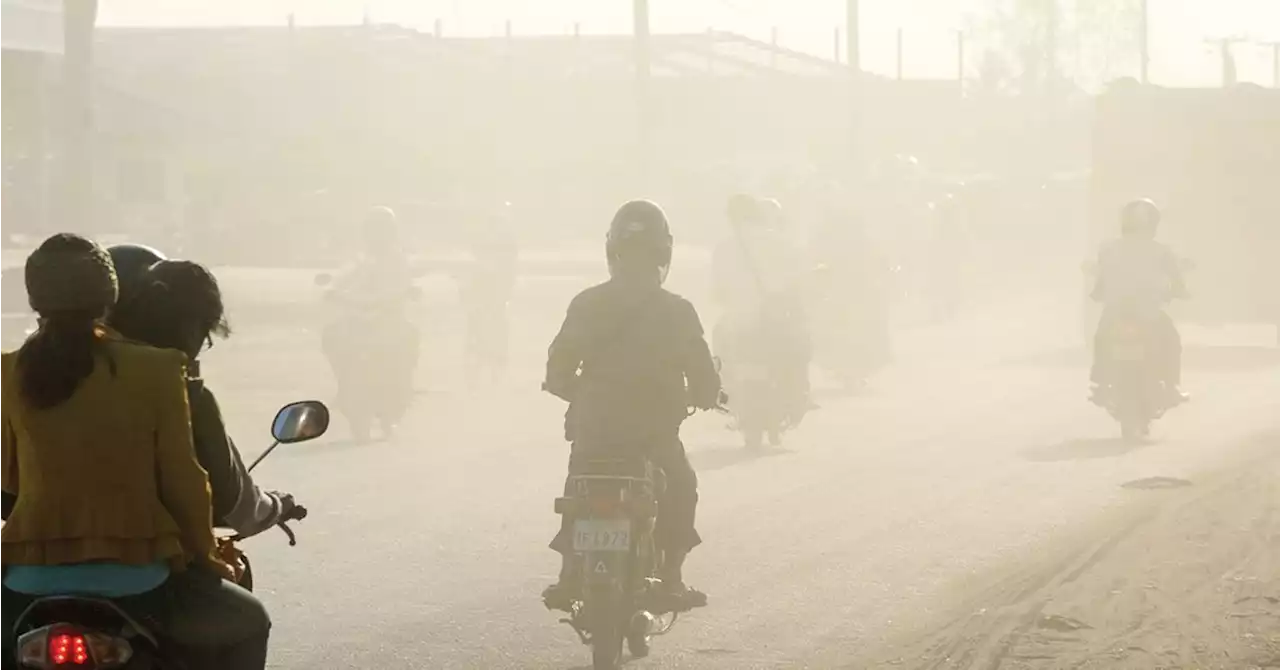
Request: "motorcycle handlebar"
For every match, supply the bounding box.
[229,506,306,546]
[278,521,298,547]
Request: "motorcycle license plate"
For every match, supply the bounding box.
[573,520,631,552]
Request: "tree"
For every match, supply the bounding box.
[967,0,1143,94]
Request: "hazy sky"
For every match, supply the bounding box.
[96,0,1280,86]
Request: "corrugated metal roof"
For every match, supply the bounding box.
[95,24,858,80]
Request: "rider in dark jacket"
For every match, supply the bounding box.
[541,200,720,609]
[104,246,301,537]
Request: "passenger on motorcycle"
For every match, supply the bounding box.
[711,194,813,427]
[542,199,721,609]
[1089,198,1189,406]
[106,248,305,540]
[1,234,271,670]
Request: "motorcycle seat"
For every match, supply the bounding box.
[572,457,655,479]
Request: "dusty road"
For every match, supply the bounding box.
[188,267,1280,670]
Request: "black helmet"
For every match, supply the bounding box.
[106,243,167,299]
[726,194,761,226]
[1120,198,1160,237]
[362,205,400,254]
[606,200,673,278]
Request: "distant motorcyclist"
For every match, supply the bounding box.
[320,206,422,440]
[542,199,720,609]
[335,205,418,295]
[105,249,304,540]
[711,194,813,429]
[925,190,971,319]
[810,209,894,388]
[1089,198,1189,405]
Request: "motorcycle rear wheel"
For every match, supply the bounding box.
[626,611,655,659]
[1120,418,1149,443]
[589,588,624,670]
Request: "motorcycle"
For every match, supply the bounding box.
[9,400,330,669]
[714,314,806,449]
[1094,314,1176,441]
[316,272,422,441]
[546,456,699,670]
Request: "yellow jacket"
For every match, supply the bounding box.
[2,333,221,573]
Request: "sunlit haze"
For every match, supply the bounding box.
[98,0,1280,86]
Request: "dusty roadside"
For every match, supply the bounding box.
[864,434,1280,670]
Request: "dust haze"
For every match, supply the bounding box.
[2,1,1278,668]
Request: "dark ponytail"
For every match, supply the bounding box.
[16,232,120,410]
[17,312,102,410]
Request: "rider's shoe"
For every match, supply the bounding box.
[1164,386,1190,406]
[541,582,579,611]
[1088,384,1109,407]
[656,580,708,610]
[656,551,708,610]
[541,556,580,611]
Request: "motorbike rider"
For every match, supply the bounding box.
[541,199,720,610]
[711,194,813,429]
[1,233,270,670]
[105,246,304,540]
[1089,198,1189,405]
[320,205,422,439]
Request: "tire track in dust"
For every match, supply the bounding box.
[859,439,1280,670]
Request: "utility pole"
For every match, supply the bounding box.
[1205,36,1245,87]
[53,0,98,234]
[1138,0,1149,84]
[1262,41,1280,88]
[896,28,904,80]
[845,0,862,190]
[633,0,652,183]
[846,0,860,73]
[1274,42,1280,89]
[1044,0,1058,96]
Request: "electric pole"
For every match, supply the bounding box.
[846,0,863,181]
[1138,0,1149,84]
[1044,0,1058,96]
[1262,41,1280,88]
[54,0,98,234]
[846,0,860,72]
[1204,36,1245,87]
[633,0,652,183]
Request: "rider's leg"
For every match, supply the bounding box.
[543,469,578,602]
[1159,311,1188,402]
[648,439,705,606]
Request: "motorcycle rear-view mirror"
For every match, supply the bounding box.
[271,401,331,444]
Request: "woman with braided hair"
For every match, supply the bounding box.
[1,234,272,669]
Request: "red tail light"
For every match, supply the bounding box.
[589,497,622,517]
[17,625,133,669]
[50,631,90,665]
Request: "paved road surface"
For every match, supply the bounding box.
[196,283,1280,669]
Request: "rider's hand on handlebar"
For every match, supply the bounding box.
[273,491,308,523]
